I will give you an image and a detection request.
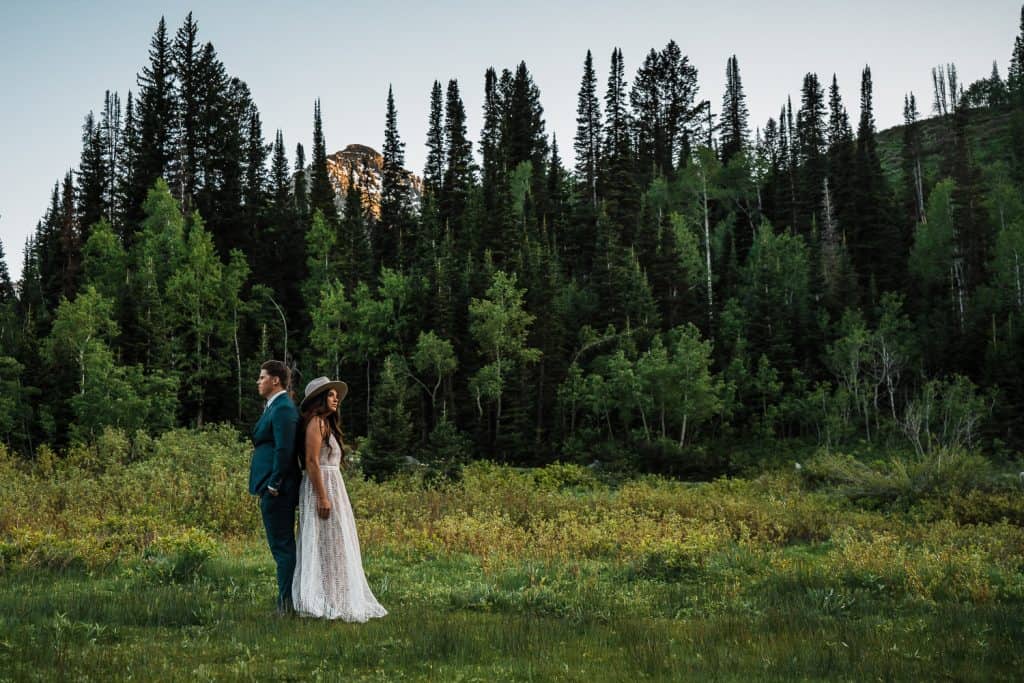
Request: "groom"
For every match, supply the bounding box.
[249,360,300,615]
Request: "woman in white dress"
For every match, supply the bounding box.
[292,376,387,622]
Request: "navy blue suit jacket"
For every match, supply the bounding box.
[248,394,300,496]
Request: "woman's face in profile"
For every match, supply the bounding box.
[326,389,339,412]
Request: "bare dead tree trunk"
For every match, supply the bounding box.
[701,168,714,327]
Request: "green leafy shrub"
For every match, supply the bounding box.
[137,528,218,582]
[804,448,995,507]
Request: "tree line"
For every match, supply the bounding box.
[1,9,1023,478]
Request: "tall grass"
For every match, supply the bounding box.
[1,428,1022,680]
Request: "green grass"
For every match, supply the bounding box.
[2,541,1022,682]
[2,433,1023,681]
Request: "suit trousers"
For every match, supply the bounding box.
[260,489,299,611]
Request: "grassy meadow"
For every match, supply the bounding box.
[1,426,1023,681]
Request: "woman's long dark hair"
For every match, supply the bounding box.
[298,390,345,468]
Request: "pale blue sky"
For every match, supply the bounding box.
[1,1,1018,281]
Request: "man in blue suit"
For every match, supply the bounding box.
[249,360,300,615]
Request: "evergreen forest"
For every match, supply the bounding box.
[3,10,1024,480]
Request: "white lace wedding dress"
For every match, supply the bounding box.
[293,433,387,621]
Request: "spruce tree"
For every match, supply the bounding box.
[77,111,108,238]
[309,99,338,224]
[853,65,901,295]
[58,172,81,301]
[172,12,201,212]
[795,73,827,236]
[600,48,639,238]
[293,142,308,224]
[424,80,445,197]
[631,48,664,188]
[574,50,602,209]
[1009,6,1024,102]
[441,79,473,229]
[269,130,290,210]
[506,62,548,171]
[131,17,177,228]
[480,65,508,239]
[243,107,268,230]
[660,40,703,171]
[0,238,14,303]
[116,91,138,241]
[339,169,373,295]
[380,85,411,269]
[826,75,856,242]
[719,55,750,163]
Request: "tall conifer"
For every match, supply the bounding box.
[719,55,750,163]
[77,111,108,238]
[441,79,473,227]
[574,51,602,209]
[293,142,308,224]
[424,81,445,197]
[601,48,639,237]
[309,99,338,224]
[795,73,827,235]
[132,17,177,227]
[0,239,14,303]
[380,85,411,269]
[172,12,201,211]
[853,66,901,294]
[1009,6,1024,101]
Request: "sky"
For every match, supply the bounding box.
[0,0,1019,283]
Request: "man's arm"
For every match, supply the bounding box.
[267,404,298,494]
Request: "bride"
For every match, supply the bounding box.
[292,376,387,622]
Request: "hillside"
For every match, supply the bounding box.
[876,104,1021,190]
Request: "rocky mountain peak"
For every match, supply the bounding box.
[323,144,423,218]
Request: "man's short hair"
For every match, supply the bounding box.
[261,360,290,389]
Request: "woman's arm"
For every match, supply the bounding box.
[304,417,332,519]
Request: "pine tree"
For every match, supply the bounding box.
[380,85,411,269]
[293,142,308,224]
[795,73,827,236]
[172,12,201,212]
[58,172,81,301]
[243,106,268,234]
[574,50,602,209]
[660,40,703,171]
[424,80,445,197]
[308,99,338,224]
[0,238,14,303]
[363,355,414,481]
[601,48,639,238]
[339,169,373,292]
[269,130,290,210]
[506,62,547,171]
[853,65,901,295]
[631,48,664,188]
[719,55,750,163]
[1008,6,1024,102]
[441,79,473,229]
[131,17,177,228]
[478,65,510,261]
[77,111,108,239]
[116,91,138,241]
[826,75,856,243]
[546,135,568,240]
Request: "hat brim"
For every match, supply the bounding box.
[300,380,349,412]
